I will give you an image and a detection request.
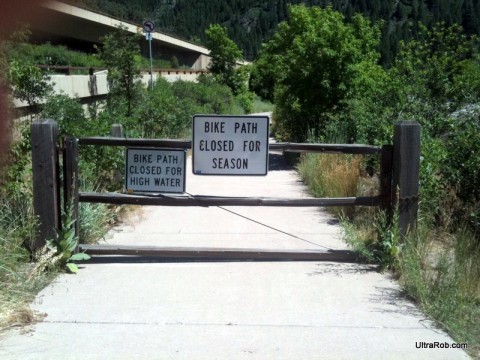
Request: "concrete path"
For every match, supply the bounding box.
[0,151,470,359]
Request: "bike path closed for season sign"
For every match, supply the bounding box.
[192,115,269,175]
[125,148,186,193]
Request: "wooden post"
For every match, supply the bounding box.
[393,121,421,237]
[63,137,80,239]
[31,119,60,252]
[110,124,123,138]
[379,144,393,222]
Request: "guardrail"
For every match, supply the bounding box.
[36,64,207,75]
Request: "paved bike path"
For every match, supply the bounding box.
[0,151,469,359]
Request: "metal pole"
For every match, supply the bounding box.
[148,33,153,90]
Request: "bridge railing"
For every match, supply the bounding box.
[36,64,208,76]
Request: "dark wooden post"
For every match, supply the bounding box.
[63,137,80,239]
[379,144,393,221]
[31,119,60,252]
[393,121,421,237]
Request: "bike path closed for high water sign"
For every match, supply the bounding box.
[125,148,186,193]
[192,115,269,175]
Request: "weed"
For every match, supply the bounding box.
[342,208,401,270]
[372,208,401,270]
[46,205,91,274]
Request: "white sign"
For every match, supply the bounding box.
[192,115,269,175]
[125,148,186,193]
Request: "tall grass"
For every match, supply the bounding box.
[297,153,364,218]
[0,193,53,328]
[399,225,480,356]
[251,96,274,113]
[297,153,480,357]
[79,202,117,244]
[297,153,362,197]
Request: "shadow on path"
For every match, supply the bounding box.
[268,152,295,171]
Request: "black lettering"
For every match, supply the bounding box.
[211,157,248,169]
[130,177,150,186]
[204,121,225,133]
[243,141,262,152]
[133,153,152,163]
[199,140,234,151]
[235,122,258,134]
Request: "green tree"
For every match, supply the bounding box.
[98,25,141,117]
[7,59,52,113]
[205,24,247,96]
[390,22,479,143]
[395,23,477,109]
[253,5,382,141]
[41,95,88,136]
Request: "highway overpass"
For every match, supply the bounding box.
[32,0,212,70]
[14,1,216,110]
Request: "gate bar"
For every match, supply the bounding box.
[79,244,357,262]
[77,137,382,154]
[79,192,380,207]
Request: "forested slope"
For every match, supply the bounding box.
[67,0,480,63]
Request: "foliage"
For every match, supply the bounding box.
[205,24,242,81]
[46,206,91,274]
[443,112,480,220]
[195,74,236,113]
[0,192,52,328]
[398,226,480,356]
[297,153,363,219]
[121,77,238,139]
[69,0,480,64]
[251,95,273,114]
[394,23,477,110]
[130,78,192,138]
[236,89,254,114]
[1,123,34,197]
[79,201,113,245]
[41,94,89,136]
[322,62,400,145]
[205,23,252,103]
[254,5,382,141]
[97,25,141,117]
[392,23,480,231]
[293,14,480,355]
[0,23,252,326]
[8,59,52,108]
[8,42,103,69]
